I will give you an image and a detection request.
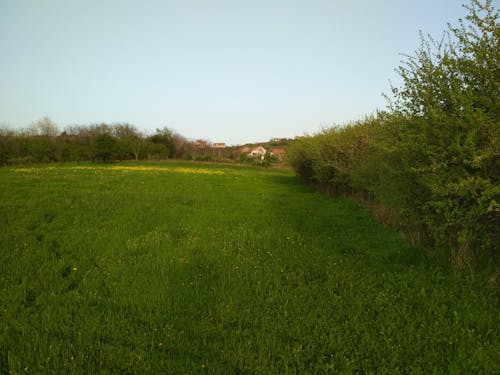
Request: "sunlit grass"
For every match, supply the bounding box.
[0,162,498,373]
[12,164,225,175]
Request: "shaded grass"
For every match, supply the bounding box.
[0,162,498,373]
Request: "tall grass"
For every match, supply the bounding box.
[0,162,498,373]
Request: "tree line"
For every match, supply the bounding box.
[287,0,499,269]
[0,120,181,164]
[0,118,290,166]
[0,120,244,165]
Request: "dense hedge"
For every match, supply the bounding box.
[288,0,499,268]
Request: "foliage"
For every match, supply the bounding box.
[288,0,499,268]
[26,116,59,137]
[92,133,118,163]
[0,163,498,373]
[0,122,288,166]
[148,127,176,159]
[386,0,499,266]
[288,119,378,194]
[238,151,273,167]
[0,124,217,164]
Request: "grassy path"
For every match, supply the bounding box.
[0,163,498,373]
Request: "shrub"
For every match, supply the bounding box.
[385,0,499,266]
[288,1,499,269]
[92,133,118,163]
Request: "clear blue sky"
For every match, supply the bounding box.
[0,0,469,145]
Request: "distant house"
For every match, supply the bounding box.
[248,146,267,157]
[213,142,226,148]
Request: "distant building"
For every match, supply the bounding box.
[213,142,226,148]
[272,137,286,142]
[248,146,267,157]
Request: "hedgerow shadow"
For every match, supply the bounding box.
[264,172,429,271]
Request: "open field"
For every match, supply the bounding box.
[0,162,498,373]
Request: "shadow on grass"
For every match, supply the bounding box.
[264,173,431,271]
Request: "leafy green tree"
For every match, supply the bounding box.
[386,0,499,266]
[144,142,169,160]
[0,127,13,166]
[25,137,57,162]
[112,123,145,160]
[92,133,118,163]
[148,127,176,159]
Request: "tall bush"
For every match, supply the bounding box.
[288,0,499,268]
[386,0,499,266]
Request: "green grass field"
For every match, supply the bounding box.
[0,162,498,374]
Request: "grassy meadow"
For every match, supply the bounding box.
[0,162,498,374]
